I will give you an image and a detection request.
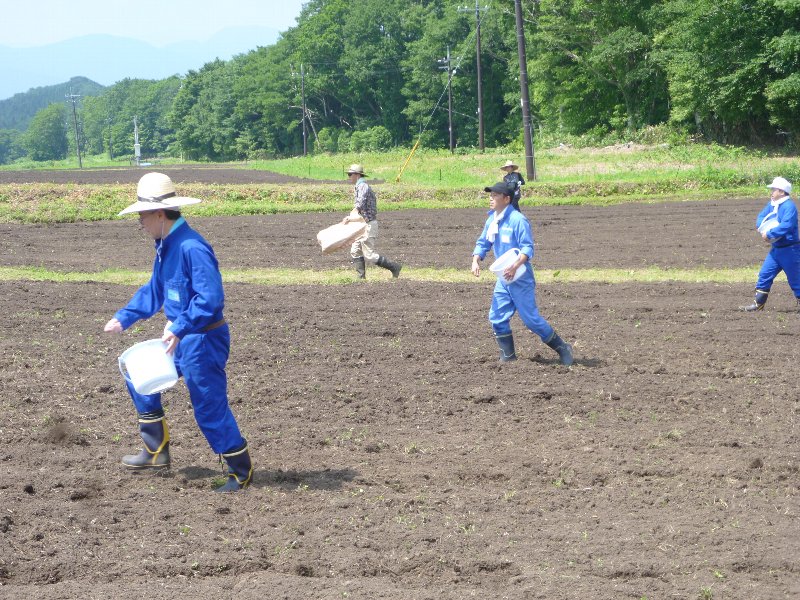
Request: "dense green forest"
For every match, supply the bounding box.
[1,0,799,165]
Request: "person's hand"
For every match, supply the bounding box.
[471,257,481,277]
[762,232,773,243]
[103,318,123,334]
[503,263,519,281]
[161,329,179,355]
[342,216,350,224]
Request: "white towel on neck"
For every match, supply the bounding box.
[763,195,790,222]
[487,207,508,243]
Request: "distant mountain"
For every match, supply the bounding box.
[0,76,105,131]
[0,26,280,101]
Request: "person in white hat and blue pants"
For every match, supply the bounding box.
[103,172,252,492]
[743,176,800,311]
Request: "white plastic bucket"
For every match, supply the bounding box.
[489,248,525,283]
[118,339,178,395]
[758,217,780,235]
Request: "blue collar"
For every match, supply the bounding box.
[168,216,186,235]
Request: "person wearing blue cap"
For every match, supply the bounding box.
[742,176,800,312]
[471,182,574,365]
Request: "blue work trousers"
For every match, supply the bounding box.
[756,244,800,298]
[124,325,244,454]
[489,272,554,341]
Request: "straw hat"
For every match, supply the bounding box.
[346,163,368,177]
[500,160,519,171]
[767,176,792,196]
[118,172,202,216]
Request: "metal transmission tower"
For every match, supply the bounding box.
[437,46,456,153]
[514,0,536,181]
[65,92,82,168]
[458,1,489,151]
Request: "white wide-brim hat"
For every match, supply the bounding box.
[767,176,792,196]
[118,172,202,216]
[346,163,368,177]
[500,160,519,170]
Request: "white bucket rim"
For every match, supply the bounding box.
[118,338,178,395]
[489,248,524,283]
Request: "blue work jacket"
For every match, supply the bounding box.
[757,198,800,247]
[473,207,535,269]
[115,219,225,338]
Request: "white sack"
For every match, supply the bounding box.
[317,216,367,254]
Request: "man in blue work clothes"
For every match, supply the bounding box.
[471,182,574,365]
[742,176,800,311]
[103,172,252,493]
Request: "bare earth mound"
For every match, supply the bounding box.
[0,192,797,599]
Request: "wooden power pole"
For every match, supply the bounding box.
[459,1,488,151]
[514,0,536,181]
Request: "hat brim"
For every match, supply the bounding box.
[118,196,202,216]
[347,171,367,177]
[484,185,512,196]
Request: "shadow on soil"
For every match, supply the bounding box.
[176,465,359,491]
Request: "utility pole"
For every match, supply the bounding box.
[133,116,141,167]
[459,1,488,151]
[106,116,113,160]
[65,92,82,168]
[514,0,536,181]
[437,45,455,153]
[301,63,308,156]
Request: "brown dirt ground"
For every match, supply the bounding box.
[0,165,336,185]
[0,199,769,272]
[0,168,797,599]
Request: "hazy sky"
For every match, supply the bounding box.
[1,0,308,47]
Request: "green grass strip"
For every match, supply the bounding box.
[0,265,770,286]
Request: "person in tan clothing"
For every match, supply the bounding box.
[342,164,402,279]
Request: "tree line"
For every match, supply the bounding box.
[2,0,798,165]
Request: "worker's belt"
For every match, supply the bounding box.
[201,318,226,332]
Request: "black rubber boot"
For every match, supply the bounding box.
[545,332,574,366]
[742,289,769,312]
[495,332,517,362]
[352,257,366,279]
[122,410,171,469]
[215,441,253,493]
[376,255,402,278]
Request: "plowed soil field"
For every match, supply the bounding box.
[0,167,797,599]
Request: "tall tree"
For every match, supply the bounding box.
[652,0,795,143]
[24,103,68,161]
[530,0,667,135]
[0,129,24,165]
[764,0,800,136]
[171,61,239,160]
